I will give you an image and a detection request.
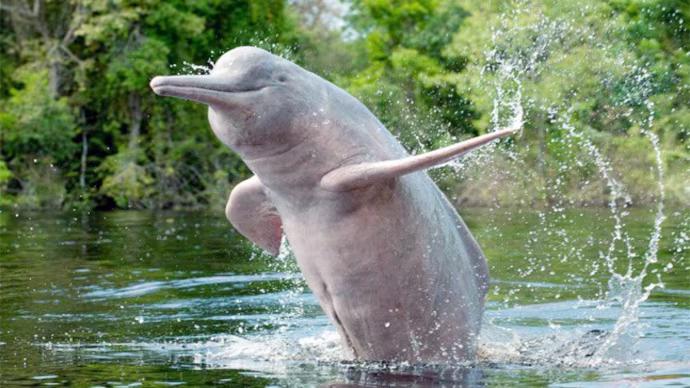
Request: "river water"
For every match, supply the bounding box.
[0,208,688,386]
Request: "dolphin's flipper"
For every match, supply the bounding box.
[321,123,522,192]
[226,176,283,256]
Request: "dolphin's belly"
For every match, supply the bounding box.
[280,173,487,362]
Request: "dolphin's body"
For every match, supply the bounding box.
[151,47,520,363]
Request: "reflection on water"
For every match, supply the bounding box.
[0,209,688,386]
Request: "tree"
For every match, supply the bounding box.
[444,0,689,205]
[345,0,478,154]
[0,0,303,209]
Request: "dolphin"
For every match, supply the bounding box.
[150,46,521,363]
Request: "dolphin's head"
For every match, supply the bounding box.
[150,47,317,157]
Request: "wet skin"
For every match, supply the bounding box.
[150,46,520,362]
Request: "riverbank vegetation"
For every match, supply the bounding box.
[0,0,688,210]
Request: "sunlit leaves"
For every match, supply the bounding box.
[0,68,78,164]
[346,0,479,154]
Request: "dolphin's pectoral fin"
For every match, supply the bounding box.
[226,176,283,256]
[321,122,522,192]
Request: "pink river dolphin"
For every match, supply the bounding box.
[150,46,521,363]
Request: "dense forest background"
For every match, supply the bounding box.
[0,0,688,210]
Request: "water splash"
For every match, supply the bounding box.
[168,37,299,76]
[80,9,682,375]
[198,9,679,369]
[169,61,214,75]
[457,6,674,367]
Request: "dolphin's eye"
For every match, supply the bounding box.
[278,75,287,83]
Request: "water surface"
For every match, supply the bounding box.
[0,209,688,386]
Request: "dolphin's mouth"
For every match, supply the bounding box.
[150,75,268,106]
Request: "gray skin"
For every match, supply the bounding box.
[150,46,520,363]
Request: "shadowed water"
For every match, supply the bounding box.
[0,209,688,386]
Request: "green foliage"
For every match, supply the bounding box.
[0,67,77,207]
[441,0,689,205]
[98,150,154,209]
[0,0,299,209]
[12,157,68,209]
[105,38,170,94]
[346,0,478,155]
[0,0,687,209]
[0,68,78,164]
[0,159,12,205]
[0,160,10,184]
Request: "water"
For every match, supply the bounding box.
[446,3,689,372]
[0,209,688,386]
[1,3,688,386]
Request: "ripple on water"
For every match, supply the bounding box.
[82,272,302,300]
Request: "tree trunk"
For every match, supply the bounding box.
[80,128,88,190]
[48,55,61,98]
[128,93,143,151]
[3,0,82,99]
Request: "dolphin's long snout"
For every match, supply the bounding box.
[149,74,233,106]
[150,75,222,92]
[149,76,169,93]
[150,73,271,107]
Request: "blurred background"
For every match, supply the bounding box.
[0,0,687,211]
